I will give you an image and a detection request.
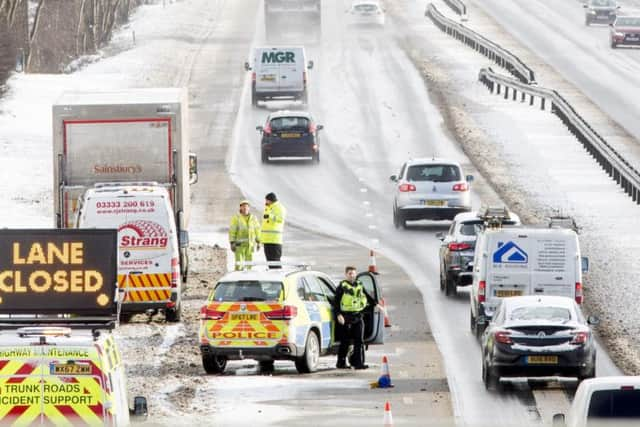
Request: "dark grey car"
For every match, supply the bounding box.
[584,0,618,25]
[481,296,598,391]
[257,111,323,163]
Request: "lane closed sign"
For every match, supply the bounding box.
[0,229,117,315]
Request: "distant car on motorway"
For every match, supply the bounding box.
[610,16,640,48]
[481,296,598,391]
[552,376,640,427]
[198,266,385,374]
[347,1,386,27]
[583,0,618,26]
[256,110,323,163]
[437,209,520,297]
[390,158,473,228]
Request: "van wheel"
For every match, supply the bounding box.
[295,331,320,374]
[180,251,189,284]
[470,308,478,336]
[252,87,258,107]
[202,354,227,374]
[301,90,309,105]
[165,303,181,323]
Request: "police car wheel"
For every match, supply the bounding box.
[202,354,227,374]
[295,331,320,374]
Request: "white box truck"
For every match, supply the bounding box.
[52,88,197,285]
[470,225,589,338]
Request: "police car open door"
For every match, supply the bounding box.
[356,272,384,344]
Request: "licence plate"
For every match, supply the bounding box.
[261,75,276,81]
[230,313,259,321]
[527,355,558,364]
[495,290,523,297]
[626,36,640,41]
[425,200,446,206]
[280,132,301,138]
[51,363,91,375]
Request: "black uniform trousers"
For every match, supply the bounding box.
[264,243,282,269]
[337,313,365,367]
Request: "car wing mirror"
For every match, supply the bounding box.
[256,125,263,132]
[435,232,444,240]
[307,60,314,70]
[316,124,324,131]
[466,174,474,182]
[389,175,397,182]
[244,62,251,71]
[552,413,566,427]
[130,396,148,421]
[587,315,600,326]
[581,256,589,273]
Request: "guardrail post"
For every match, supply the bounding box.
[530,95,534,106]
[521,92,526,102]
[496,83,501,95]
[541,98,546,110]
[504,87,509,99]
[513,89,517,101]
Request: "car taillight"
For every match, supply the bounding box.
[312,143,318,152]
[494,330,512,344]
[264,123,272,135]
[571,331,589,345]
[309,123,316,133]
[200,306,224,320]
[452,182,469,192]
[575,282,583,304]
[478,280,486,303]
[252,72,256,82]
[398,183,416,192]
[448,242,472,251]
[265,305,298,320]
[171,257,180,288]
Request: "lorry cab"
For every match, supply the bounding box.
[470,215,588,338]
[0,327,146,426]
[76,183,182,322]
[246,46,313,106]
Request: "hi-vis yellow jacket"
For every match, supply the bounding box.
[261,201,287,245]
[229,213,261,248]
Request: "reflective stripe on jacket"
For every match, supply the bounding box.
[229,213,261,248]
[260,201,286,244]
[339,280,368,313]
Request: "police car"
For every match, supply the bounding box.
[198,265,385,374]
[0,229,147,425]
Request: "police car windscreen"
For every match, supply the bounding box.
[0,229,117,315]
[212,281,283,302]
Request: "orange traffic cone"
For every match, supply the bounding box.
[383,401,394,426]
[377,355,394,388]
[368,249,378,274]
[381,297,391,327]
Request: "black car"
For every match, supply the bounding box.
[481,296,598,391]
[437,210,520,297]
[257,111,323,163]
[584,0,618,26]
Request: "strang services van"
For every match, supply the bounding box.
[470,226,588,338]
[245,47,313,106]
[76,183,182,322]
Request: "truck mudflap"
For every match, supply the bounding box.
[118,273,173,304]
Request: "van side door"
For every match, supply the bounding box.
[356,272,384,345]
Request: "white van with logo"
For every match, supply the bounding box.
[245,46,313,106]
[76,183,182,322]
[469,227,588,338]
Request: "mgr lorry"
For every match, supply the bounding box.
[52,88,197,320]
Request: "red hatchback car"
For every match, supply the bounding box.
[610,16,640,48]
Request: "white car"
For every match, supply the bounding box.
[348,1,385,26]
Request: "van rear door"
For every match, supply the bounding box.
[530,233,575,299]
[486,232,532,312]
[255,48,281,92]
[277,48,304,92]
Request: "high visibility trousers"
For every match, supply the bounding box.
[234,244,254,270]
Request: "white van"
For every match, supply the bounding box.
[76,183,182,322]
[469,226,588,338]
[553,376,640,427]
[245,46,313,106]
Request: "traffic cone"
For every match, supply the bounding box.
[377,355,394,388]
[383,401,394,426]
[381,297,391,328]
[368,249,378,274]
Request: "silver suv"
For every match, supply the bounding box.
[390,158,473,228]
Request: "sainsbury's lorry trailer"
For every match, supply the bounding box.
[52,88,197,281]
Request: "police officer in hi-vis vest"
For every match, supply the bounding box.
[229,200,261,270]
[333,266,375,370]
[261,192,287,269]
